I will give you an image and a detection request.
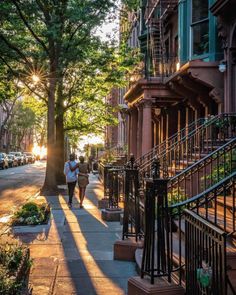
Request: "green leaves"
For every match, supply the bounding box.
[0,0,140,148]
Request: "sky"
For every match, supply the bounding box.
[95,4,120,43]
[79,5,120,152]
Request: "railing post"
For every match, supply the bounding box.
[122,155,142,241]
[141,157,171,284]
[108,168,120,209]
[104,164,112,197]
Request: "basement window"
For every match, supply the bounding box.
[191,0,209,57]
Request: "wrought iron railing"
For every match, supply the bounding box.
[168,137,236,204]
[141,177,171,284]
[139,113,236,178]
[170,172,236,236]
[98,162,112,197]
[140,164,235,292]
[185,209,227,295]
[168,172,236,289]
[136,117,205,169]
[122,157,144,241]
[107,167,124,209]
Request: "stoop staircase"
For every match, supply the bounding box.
[136,113,236,178]
[122,113,236,294]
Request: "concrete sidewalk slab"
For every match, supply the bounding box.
[14,174,137,294]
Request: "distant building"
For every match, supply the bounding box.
[105,88,119,149]
[0,105,8,151]
[0,104,33,153]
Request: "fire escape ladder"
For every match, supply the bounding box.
[145,0,178,79]
[147,0,172,80]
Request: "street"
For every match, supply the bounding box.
[0,161,46,216]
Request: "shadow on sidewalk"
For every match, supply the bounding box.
[42,174,131,294]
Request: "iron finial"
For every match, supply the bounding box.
[151,156,160,179]
[130,154,135,169]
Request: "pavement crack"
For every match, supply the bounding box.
[49,259,59,295]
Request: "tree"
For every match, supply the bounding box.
[0,1,139,193]
[7,101,36,150]
[0,66,24,151]
[23,96,47,148]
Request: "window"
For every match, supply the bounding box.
[191,0,209,56]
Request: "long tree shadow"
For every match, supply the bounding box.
[11,173,136,294]
[45,174,135,294]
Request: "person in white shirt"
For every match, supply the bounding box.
[64,154,79,208]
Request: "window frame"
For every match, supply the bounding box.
[190,0,210,59]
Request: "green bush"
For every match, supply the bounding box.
[0,236,31,295]
[12,202,50,226]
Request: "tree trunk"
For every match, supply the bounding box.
[41,74,58,195]
[55,79,66,185]
[55,112,66,184]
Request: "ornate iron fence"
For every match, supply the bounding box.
[138,113,236,179]
[140,156,236,292]
[98,162,112,197]
[185,209,227,295]
[122,156,143,241]
[141,177,171,284]
[107,167,124,209]
[168,137,236,204]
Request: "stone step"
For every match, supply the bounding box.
[216,195,236,212]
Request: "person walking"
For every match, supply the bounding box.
[64,154,79,208]
[69,156,90,208]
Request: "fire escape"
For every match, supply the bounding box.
[145,0,178,80]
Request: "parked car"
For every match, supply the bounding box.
[22,154,28,165]
[23,152,35,164]
[9,152,24,166]
[0,153,9,169]
[7,154,18,168]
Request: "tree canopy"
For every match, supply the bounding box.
[0,0,139,192]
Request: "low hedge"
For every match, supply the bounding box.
[0,236,31,295]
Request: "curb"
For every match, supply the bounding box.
[27,190,40,201]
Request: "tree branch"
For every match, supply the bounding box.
[11,0,49,55]
[0,33,31,66]
[0,56,47,103]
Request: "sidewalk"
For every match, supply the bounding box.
[14,174,137,295]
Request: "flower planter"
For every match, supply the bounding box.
[11,215,51,234]
[11,203,51,234]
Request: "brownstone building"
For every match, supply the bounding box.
[122,0,226,159]
[211,0,236,113]
[105,88,119,149]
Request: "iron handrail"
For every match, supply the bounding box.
[170,137,236,184]
[139,113,236,175]
[169,172,236,236]
[170,171,236,211]
[168,137,236,203]
[136,117,205,166]
[138,116,214,171]
[168,172,235,287]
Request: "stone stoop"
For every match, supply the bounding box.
[97,197,109,209]
[101,208,123,221]
[128,276,185,295]
[114,238,143,261]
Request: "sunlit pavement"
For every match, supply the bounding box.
[0,161,46,232]
[13,174,137,295]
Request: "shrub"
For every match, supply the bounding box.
[12,202,50,226]
[0,236,31,295]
